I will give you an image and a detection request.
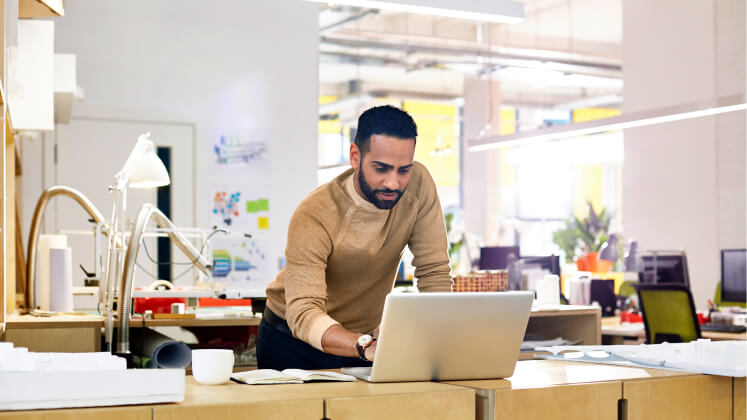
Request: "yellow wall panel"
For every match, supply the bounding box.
[403,101,459,187]
[573,165,604,219]
[573,108,621,123]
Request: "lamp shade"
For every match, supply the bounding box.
[117,132,171,188]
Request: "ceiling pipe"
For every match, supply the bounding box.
[320,9,380,35]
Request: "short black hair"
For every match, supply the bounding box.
[354,105,417,155]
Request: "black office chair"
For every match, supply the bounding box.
[633,283,701,344]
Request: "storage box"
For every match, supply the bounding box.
[453,270,509,292]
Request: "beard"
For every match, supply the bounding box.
[358,165,404,210]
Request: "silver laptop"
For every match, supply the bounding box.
[342,291,533,382]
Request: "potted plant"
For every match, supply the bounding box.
[552,202,614,272]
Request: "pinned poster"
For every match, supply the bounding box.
[209,234,271,290]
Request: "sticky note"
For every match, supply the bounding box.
[258,217,270,230]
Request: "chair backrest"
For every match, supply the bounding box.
[634,283,701,344]
[618,280,638,298]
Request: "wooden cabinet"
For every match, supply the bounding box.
[735,378,746,420]
[324,383,474,420]
[0,406,151,420]
[623,375,733,420]
[521,306,601,360]
[446,360,725,420]
[494,382,620,420]
[151,378,473,420]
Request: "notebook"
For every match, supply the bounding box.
[231,369,355,385]
[342,291,534,382]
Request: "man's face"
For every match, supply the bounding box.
[350,134,415,210]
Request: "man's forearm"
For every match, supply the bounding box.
[320,324,361,358]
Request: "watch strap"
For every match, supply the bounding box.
[355,341,368,361]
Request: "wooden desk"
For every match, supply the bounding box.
[601,316,747,344]
[601,316,646,344]
[447,359,733,420]
[0,377,475,420]
[157,377,475,420]
[521,305,601,360]
[1,312,262,352]
[3,312,103,352]
[1,362,740,420]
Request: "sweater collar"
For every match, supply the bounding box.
[345,171,390,213]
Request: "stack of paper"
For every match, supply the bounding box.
[0,342,185,410]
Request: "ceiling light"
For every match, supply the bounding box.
[469,95,747,152]
[306,0,524,24]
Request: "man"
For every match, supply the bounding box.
[258,105,452,370]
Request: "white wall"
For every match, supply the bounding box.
[622,0,746,308]
[23,0,320,292]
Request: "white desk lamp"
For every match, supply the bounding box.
[105,133,211,357]
[27,132,210,356]
[103,132,171,352]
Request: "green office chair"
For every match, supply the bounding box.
[633,283,701,344]
[618,281,638,298]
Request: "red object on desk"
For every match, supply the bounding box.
[198,297,252,307]
[620,311,643,323]
[133,297,185,314]
[697,313,710,324]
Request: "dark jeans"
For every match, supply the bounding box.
[257,308,372,370]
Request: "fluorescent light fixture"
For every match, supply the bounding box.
[469,95,747,152]
[306,0,524,24]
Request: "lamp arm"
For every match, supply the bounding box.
[116,203,212,353]
[26,185,107,310]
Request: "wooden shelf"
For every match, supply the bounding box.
[19,0,64,18]
[5,311,262,329]
[130,315,261,328]
[530,305,601,318]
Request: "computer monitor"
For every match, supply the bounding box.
[639,252,690,288]
[519,255,561,277]
[721,249,746,303]
[590,279,616,317]
[479,246,520,270]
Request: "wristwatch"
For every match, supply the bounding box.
[355,334,375,361]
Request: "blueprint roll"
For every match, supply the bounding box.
[49,247,73,313]
[37,234,67,310]
[130,328,192,369]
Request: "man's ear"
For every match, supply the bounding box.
[350,143,361,169]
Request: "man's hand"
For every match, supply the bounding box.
[321,324,378,361]
[321,324,366,358]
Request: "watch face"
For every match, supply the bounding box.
[357,334,372,347]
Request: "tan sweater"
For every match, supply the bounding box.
[265,161,452,350]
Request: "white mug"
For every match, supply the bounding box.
[191,349,234,385]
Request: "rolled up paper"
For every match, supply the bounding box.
[37,234,67,310]
[130,328,192,369]
[49,247,74,312]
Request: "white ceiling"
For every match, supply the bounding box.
[318,0,623,109]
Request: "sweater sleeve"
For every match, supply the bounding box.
[282,205,340,350]
[407,165,453,292]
